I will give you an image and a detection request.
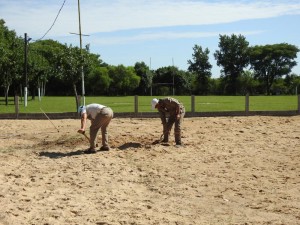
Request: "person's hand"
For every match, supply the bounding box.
[77,129,85,134]
[176,114,180,120]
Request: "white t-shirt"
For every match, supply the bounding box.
[81,103,106,119]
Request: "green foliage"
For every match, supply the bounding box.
[237,71,260,95]
[108,65,141,95]
[87,67,111,95]
[153,66,193,95]
[249,43,300,95]
[187,45,212,94]
[284,73,300,95]
[134,62,153,95]
[214,34,250,95]
[0,19,23,102]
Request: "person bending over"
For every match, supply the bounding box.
[78,103,113,154]
[151,97,185,146]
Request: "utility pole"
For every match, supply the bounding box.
[150,57,152,96]
[24,33,31,107]
[78,0,85,106]
[172,57,175,96]
[70,0,89,107]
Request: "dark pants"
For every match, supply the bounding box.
[163,107,185,144]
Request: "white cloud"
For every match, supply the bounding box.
[1,0,300,39]
[80,0,300,34]
[87,30,265,45]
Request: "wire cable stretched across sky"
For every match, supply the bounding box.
[34,0,67,41]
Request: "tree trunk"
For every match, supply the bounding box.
[5,85,10,106]
[73,83,80,111]
[43,81,46,96]
[32,86,36,100]
[20,84,23,102]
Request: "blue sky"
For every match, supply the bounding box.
[1,0,300,78]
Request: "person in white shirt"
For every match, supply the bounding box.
[78,103,113,154]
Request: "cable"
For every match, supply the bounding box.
[34,0,67,41]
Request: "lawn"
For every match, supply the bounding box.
[0,95,299,113]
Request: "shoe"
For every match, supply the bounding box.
[100,146,110,151]
[175,141,183,146]
[84,148,96,154]
[162,136,169,143]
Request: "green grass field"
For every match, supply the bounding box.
[0,95,299,113]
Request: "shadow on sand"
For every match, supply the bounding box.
[38,150,85,158]
[39,140,164,158]
[117,142,142,150]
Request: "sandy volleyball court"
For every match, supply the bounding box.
[0,116,299,224]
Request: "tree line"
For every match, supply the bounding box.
[1,18,300,106]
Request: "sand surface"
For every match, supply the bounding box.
[0,116,299,225]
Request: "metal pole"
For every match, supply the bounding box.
[24,33,28,107]
[172,58,174,96]
[298,95,300,114]
[78,0,85,106]
[15,96,19,119]
[245,93,249,113]
[150,57,152,96]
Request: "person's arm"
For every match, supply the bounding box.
[77,113,87,134]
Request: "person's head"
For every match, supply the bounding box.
[151,98,159,110]
[78,105,86,116]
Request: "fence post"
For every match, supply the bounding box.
[15,95,19,119]
[298,95,300,114]
[191,95,195,113]
[134,95,138,114]
[245,93,249,113]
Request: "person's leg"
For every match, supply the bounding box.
[89,121,100,150]
[165,117,174,143]
[99,108,113,149]
[175,108,185,145]
[162,121,170,142]
[174,121,181,145]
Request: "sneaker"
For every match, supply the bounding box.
[84,148,97,154]
[100,146,110,151]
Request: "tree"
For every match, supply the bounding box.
[284,73,300,95]
[30,39,68,97]
[187,45,212,94]
[57,44,89,106]
[238,70,260,95]
[214,34,250,95]
[28,42,53,99]
[249,43,299,95]
[0,19,23,104]
[108,65,140,95]
[152,66,192,95]
[87,66,111,95]
[134,62,153,95]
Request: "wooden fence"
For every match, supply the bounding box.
[0,95,299,119]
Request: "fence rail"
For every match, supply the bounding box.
[0,95,299,119]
